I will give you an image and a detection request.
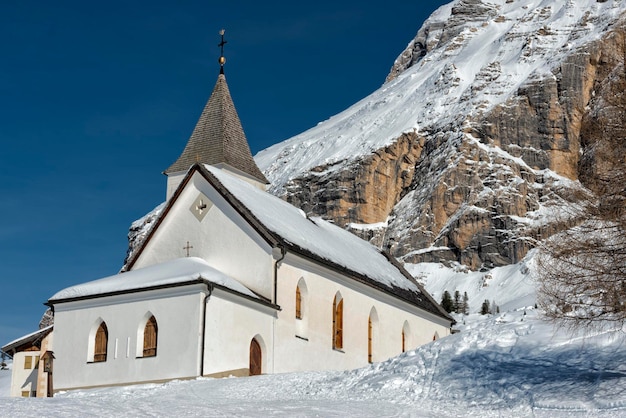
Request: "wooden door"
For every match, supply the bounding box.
[249,339,262,376]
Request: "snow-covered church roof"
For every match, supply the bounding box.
[127,163,450,320]
[49,257,260,303]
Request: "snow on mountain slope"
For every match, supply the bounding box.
[256,0,625,193]
[410,252,537,314]
[3,310,625,416]
[0,361,11,397]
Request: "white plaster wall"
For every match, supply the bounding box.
[9,351,38,397]
[272,255,451,373]
[52,285,206,391]
[202,289,275,376]
[166,171,186,201]
[133,173,274,299]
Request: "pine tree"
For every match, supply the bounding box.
[441,291,454,313]
[454,290,461,314]
[491,300,498,315]
[481,299,491,315]
[462,292,469,315]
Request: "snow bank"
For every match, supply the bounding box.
[0,361,11,398]
[3,310,625,416]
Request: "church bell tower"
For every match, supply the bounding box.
[164,30,269,199]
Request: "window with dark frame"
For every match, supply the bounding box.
[143,316,158,357]
[368,316,373,363]
[332,294,343,350]
[402,329,406,353]
[295,287,302,320]
[94,322,108,362]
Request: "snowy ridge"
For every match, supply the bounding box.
[256,0,626,194]
[410,252,536,314]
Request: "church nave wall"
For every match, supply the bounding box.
[271,256,450,373]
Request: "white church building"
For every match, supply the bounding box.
[8,43,452,394]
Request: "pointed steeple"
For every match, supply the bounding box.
[164,30,269,193]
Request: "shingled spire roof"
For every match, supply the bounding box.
[164,73,269,184]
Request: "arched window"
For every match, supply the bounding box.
[143,316,158,357]
[402,321,411,353]
[368,316,373,363]
[368,307,378,363]
[295,286,302,319]
[332,293,344,350]
[94,322,108,362]
[295,278,309,339]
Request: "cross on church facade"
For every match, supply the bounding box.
[183,241,194,257]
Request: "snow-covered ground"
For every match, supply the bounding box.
[0,361,11,398]
[2,309,625,417]
[408,254,537,314]
[4,257,626,416]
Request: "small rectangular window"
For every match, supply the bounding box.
[21,391,30,397]
[24,356,32,369]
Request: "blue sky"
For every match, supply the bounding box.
[0,0,448,347]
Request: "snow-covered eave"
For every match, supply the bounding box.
[275,238,452,323]
[2,325,53,354]
[47,277,279,311]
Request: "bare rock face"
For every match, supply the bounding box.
[282,131,423,227]
[269,17,626,270]
[388,27,626,269]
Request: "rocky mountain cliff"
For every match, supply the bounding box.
[256,0,626,270]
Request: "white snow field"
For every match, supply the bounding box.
[2,308,625,417]
[0,361,10,398]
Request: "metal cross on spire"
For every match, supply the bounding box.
[218,29,227,73]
